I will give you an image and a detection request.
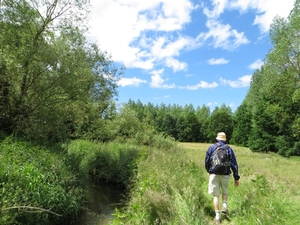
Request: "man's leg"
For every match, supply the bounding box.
[222,194,228,213]
[208,174,221,223]
[221,175,230,213]
[213,195,221,219]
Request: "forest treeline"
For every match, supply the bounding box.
[1,0,300,157]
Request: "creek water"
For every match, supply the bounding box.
[77,182,124,225]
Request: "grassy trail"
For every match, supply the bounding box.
[179,142,300,225]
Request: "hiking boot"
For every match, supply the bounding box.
[221,207,228,214]
[214,217,221,224]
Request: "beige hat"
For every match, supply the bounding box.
[216,132,226,141]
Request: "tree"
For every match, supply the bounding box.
[231,101,252,147]
[248,102,278,153]
[0,0,123,142]
[195,105,211,142]
[246,0,300,155]
[205,105,233,143]
[161,113,177,138]
[183,112,200,142]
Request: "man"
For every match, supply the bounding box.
[205,132,240,224]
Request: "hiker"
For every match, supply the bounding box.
[205,132,240,224]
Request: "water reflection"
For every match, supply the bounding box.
[78,182,124,225]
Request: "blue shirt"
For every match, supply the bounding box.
[205,141,240,180]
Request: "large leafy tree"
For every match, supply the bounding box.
[246,0,300,155]
[0,0,122,142]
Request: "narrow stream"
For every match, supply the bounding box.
[77,182,124,225]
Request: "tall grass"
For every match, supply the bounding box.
[111,140,210,225]
[0,134,186,224]
[181,142,300,225]
[65,140,140,188]
[2,135,299,224]
[0,138,84,225]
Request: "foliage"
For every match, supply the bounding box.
[125,100,235,144]
[203,104,233,143]
[248,102,278,153]
[238,0,300,156]
[0,138,84,225]
[0,0,123,143]
[231,101,252,147]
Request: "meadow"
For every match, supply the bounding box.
[180,142,300,225]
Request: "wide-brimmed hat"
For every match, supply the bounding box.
[216,132,226,141]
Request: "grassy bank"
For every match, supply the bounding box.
[0,138,84,225]
[181,142,300,224]
[111,141,210,225]
[0,138,141,224]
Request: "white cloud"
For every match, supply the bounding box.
[203,0,228,18]
[165,57,188,72]
[150,69,176,89]
[153,95,170,99]
[207,57,229,65]
[160,36,190,58]
[207,102,219,107]
[117,77,147,87]
[229,0,295,33]
[149,35,190,71]
[229,103,235,109]
[248,58,264,70]
[201,0,250,51]
[220,75,252,88]
[202,0,294,34]
[197,20,250,50]
[182,81,219,90]
[89,0,197,71]
[88,0,294,75]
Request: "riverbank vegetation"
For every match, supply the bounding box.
[0,138,84,225]
[1,0,300,224]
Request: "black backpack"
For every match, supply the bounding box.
[210,144,231,175]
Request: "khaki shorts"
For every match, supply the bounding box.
[208,174,230,196]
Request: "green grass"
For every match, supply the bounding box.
[111,141,210,225]
[65,140,140,188]
[2,137,299,225]
[0,138,84,225]
[180,142,300,225]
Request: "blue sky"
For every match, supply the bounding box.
[88,0,295,112]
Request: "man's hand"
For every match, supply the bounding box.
[234,180,239,187]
